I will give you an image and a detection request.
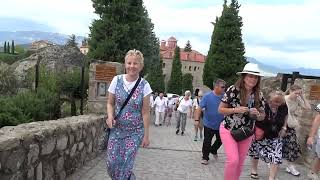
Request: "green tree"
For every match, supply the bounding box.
[88,0,159,74]
[11,40,15,54]
[65,34,78,48]
[182,73,193,93]
[184,40,192,52]
[4,41,6,53]
[145,58,165,93]
[7,43,10,54]
[204,0,247,87]
[167,46,183,94]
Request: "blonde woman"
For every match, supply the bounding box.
[283,84,311,176]
[106,49,152,180]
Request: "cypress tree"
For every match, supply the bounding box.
[184,40,192,52]
[11,40,15,54]
[182,73,193,93]
[167,46,183,95]
[204,0,247,87]
[146,58,165,93]
[7,43,10,54]
[88,0,159,74]
[4,41,6,53]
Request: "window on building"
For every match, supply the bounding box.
[194,67,197,71]
[185,66,187,69]
[162,63,165,68]
[189,66,192,71]
[198,67,200,70]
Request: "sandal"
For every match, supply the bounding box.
[250,173,259,179]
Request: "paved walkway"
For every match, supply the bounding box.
[68,113,309,180]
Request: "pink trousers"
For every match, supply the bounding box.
[220,124,253,180]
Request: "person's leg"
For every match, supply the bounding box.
[194,121,199,141]
[236,136,253,178]
[155,111,160,125]
[220,125,240,180]
[176,112,182,134]
[251,158,259,178]
[311,158,320,173]
[181,113,187,134]
[211,129,222,156]
[202,126,215,161]
[199,118,204,139]
[159,112,164,126]
[269,164,279,180]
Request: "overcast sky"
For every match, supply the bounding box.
[0,0,319,69]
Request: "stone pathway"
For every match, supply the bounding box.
[68,113,310,180]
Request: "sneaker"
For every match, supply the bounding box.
[176,129,179,135]
[286,165,300,176]
[194,136,198,141]
[201,159,209,165]
[181,131,184,136]
[307,171,319,180]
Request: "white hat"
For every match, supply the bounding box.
[315,104,320,112]
[236,63,264,77]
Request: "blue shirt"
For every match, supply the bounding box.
[200,91,224,130]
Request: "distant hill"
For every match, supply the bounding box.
[0,31,85,47]
[247,57,320,77]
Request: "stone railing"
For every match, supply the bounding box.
[0,114,106,180]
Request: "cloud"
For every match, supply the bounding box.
[0,0,96,36]
[145,0,320,68]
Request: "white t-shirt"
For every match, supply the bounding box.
[108,75,152,97]
[153,97,166,112]
[167,98,176,109]
[149,95,154,107]
[177,97,193,113]
[192,98,200,109]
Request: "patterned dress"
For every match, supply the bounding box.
[106,75,147,180]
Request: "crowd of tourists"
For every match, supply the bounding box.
[104,49,320,180]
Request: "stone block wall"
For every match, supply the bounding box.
[0,114,106,180]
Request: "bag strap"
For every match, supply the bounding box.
[114,76,141,119]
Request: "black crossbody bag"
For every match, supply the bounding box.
[104,76,142,148]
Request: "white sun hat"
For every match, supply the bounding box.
[315,104,320,112]
[236,63,264,77]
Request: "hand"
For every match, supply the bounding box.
[307,136,314,146]
[141,136,150,148]
[279,129,286,137]
[235,106,249,114]
[106,116,115,128]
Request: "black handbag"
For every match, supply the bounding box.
[104,76,142,148]
[230,121,255,142]
[230,95,256,142]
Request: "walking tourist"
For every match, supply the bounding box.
[283,84,311,176]
[249,91,288,180]
[106,49,152,180]
[193,90,204,141]
[176,90,193,135]
[196,79,226,165]
[153,92,166,126]
[306,103,320,180]
[218,63,266,180]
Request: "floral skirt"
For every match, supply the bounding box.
[282,128,301,162]
[249,137,283,164]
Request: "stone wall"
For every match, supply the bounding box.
[0,114,106,180]
[261,76,320,165]
[87,61,124,114]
